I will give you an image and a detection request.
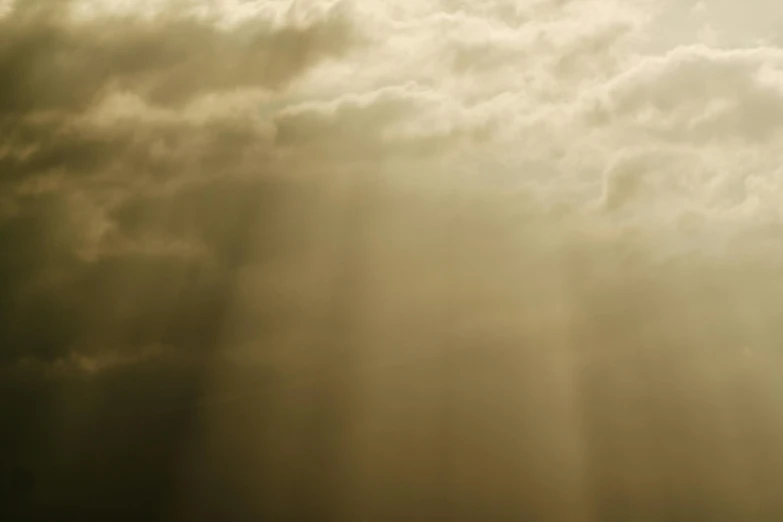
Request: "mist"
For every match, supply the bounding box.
[4,1,783,521]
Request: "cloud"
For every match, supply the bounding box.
[592,45,783,142]
[0,1,366,375]
[5,0,783,520]
[0,0,359,113]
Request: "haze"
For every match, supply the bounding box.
[3,1,783,521]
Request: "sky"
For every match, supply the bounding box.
[4,0,783,520]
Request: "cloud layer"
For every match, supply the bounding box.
[4,0,783,521]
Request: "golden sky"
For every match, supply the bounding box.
[3,1,783,521]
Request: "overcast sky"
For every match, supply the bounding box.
[4,1,783,520]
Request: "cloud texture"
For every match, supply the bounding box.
[4,0,783,520]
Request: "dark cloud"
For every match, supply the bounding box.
[0,2,365,519]
[0,0,358,113]
[0,0,358,365]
